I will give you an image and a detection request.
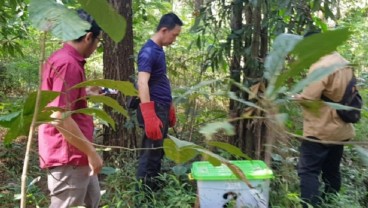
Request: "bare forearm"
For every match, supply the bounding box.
[138,83,150,103]
[137,72,151,103]
[51,112,96,156]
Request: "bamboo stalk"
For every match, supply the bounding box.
[20,32,47,208]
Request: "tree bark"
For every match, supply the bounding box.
[102,0,137,159]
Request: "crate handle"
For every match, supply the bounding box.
[188,173,194,180]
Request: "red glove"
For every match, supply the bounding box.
[169,103,176,127]
[140,101,163,140]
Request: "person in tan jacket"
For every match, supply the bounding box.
[294,49,355,207]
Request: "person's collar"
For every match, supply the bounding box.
[63,43,85,62]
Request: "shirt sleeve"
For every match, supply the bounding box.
[137,47,153,73]
[47,62,83,110]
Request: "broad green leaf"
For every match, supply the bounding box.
[298,100,324,116]
[199,121,235,139]
[2,91,60,144]
[72,79,137,96]
[323,102,361,111]
[4,114,32,144]
[176,79,220,102]
[223,161,253,187]
[198,148,222,166]
[37,106,63,124]
[207,141,251,159]
[290,63,346,94]
[36,111,55,124]
[228,91,263,110]
[0,111,20,128]
[101,167,117,175]
[264,34,302,81]
[163,137,199,164]
[72,108,115,130]
[78,0,126,42]
[23,91,60,116]
[29,0,91,41]
[172,165,188,176]
[274,113,288,124]
[354,146,368,167]
[163,137,252,180]
[275,28,351,91]
[86,95,128,117]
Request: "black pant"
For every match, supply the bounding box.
[136,102,170,191]
[297,137,344,208]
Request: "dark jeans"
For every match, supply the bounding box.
[136,102,170,191]
[297,137,344,208]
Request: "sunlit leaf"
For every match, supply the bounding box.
[207,141,251,159]
[264,34,302,81]
[297,100,324,116]
[289,63,346,94]
[274,28,351,91]
[71,108,115,130]
[176,79,220,102]
[0,111,20,128]
[23,91,60,116]
[172,165,188,176]
[72,79,137,96]
[323,101,361,111]
[163,137,199,164]
[4,114,31,144]
[29,0,91,41]
[274,113,288,124]
[101,167,117,175]
[354,146,368,167]
[27,176,41,187]
[86,95,128,117]
[199,121,235,139]
[78,0,126,42]
[228,91,263,110]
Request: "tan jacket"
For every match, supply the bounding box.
[301,52,355,141]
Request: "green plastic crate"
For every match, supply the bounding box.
[191,160,273,181]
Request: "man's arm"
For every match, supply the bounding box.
[137,71,151,103]
[50,111,103,175]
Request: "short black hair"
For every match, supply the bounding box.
[156,12,183,32]
[75,9,101,42]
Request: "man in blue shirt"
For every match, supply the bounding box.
[136,13,183,192]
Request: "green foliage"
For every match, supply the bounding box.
[29,0,91,41]
[71,107,116,130]
[0,141,49,207]
[207,141,251,160]
[100,158,196,208]
[199,121,235,139]
[86,95,128,117]
[72,79,137,96]
[0,78,135,144]
[0,0,28,57]
[29,0,126,42]
[0,91,60,144]
[267,28,352,96]
[78,0,127,42]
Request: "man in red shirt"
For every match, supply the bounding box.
[38,9,103,208]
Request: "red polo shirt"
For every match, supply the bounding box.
[38,43,94,169]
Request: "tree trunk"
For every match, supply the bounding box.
[102,0,137,159]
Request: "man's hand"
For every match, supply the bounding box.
[86,86,103,96]
[87,151,103,175]
[140,101,163,140]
